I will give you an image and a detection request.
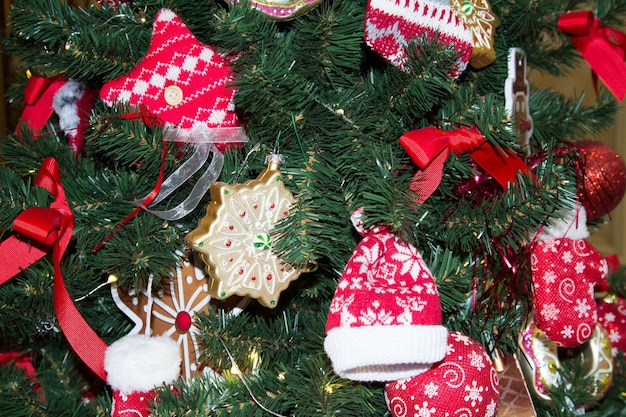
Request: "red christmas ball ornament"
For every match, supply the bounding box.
[575,140,626,220]
[385,332,500,417]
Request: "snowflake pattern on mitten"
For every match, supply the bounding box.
[384,331,499,417]
[531,238,608,347]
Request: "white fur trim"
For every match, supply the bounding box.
[324,324,448,381]
[105,334,181,395]
[538,205,589,241]
[52,79,84,135]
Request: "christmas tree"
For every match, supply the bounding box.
[2,0,626,415]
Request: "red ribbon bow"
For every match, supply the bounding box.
[559,11,626,101]
[400,126,532,203]
[0,158,108,380]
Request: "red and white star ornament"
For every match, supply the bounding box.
[99,8,247,220]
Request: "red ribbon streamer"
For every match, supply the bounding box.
[559,11,626,101]
[0,158,108,380]
[399,126,532,203]
[90,106,166,253]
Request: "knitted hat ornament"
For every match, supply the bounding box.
[531,205,608,347]
[53,79,97,155]
[385,331,500,417]
[324,211,448,381]
[364,0,473,74]
[16,77,96,156]
[99,9,247,222]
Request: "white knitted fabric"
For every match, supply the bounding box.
[364,0,473,73]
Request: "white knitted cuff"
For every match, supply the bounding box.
[324,324,448,381]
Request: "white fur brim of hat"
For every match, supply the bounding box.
[104,334,181,395]
[325,324,448,381]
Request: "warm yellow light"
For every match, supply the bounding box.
[249,349,260,371]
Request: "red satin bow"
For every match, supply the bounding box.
[559,11,626,101]
[0,158,108,380]
[400,126,532,203]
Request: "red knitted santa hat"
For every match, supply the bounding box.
[324,216,447,381]
[364,0,473,73]
[99,9,245,143]
[385,331,500,417]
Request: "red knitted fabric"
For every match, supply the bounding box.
[597,295,626,356]
[385,332,499,417]
[100,9,242,137]
[364,0,473,72]
[532,238,608,347]
[110,389,157,417]
[324,229,447,381]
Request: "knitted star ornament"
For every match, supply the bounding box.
[531,206,608,347]
[324,214,447,382]
[385,331,500,417]
[363,0,473,73]
[99,8,245,143]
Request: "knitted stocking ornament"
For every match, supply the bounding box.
[324,213,447,381]
[531,206,608,347]
[364,0,473,73]
[105,335,181,417]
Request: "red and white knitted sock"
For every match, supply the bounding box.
[364,0,473,73]
[531,206,608,347]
